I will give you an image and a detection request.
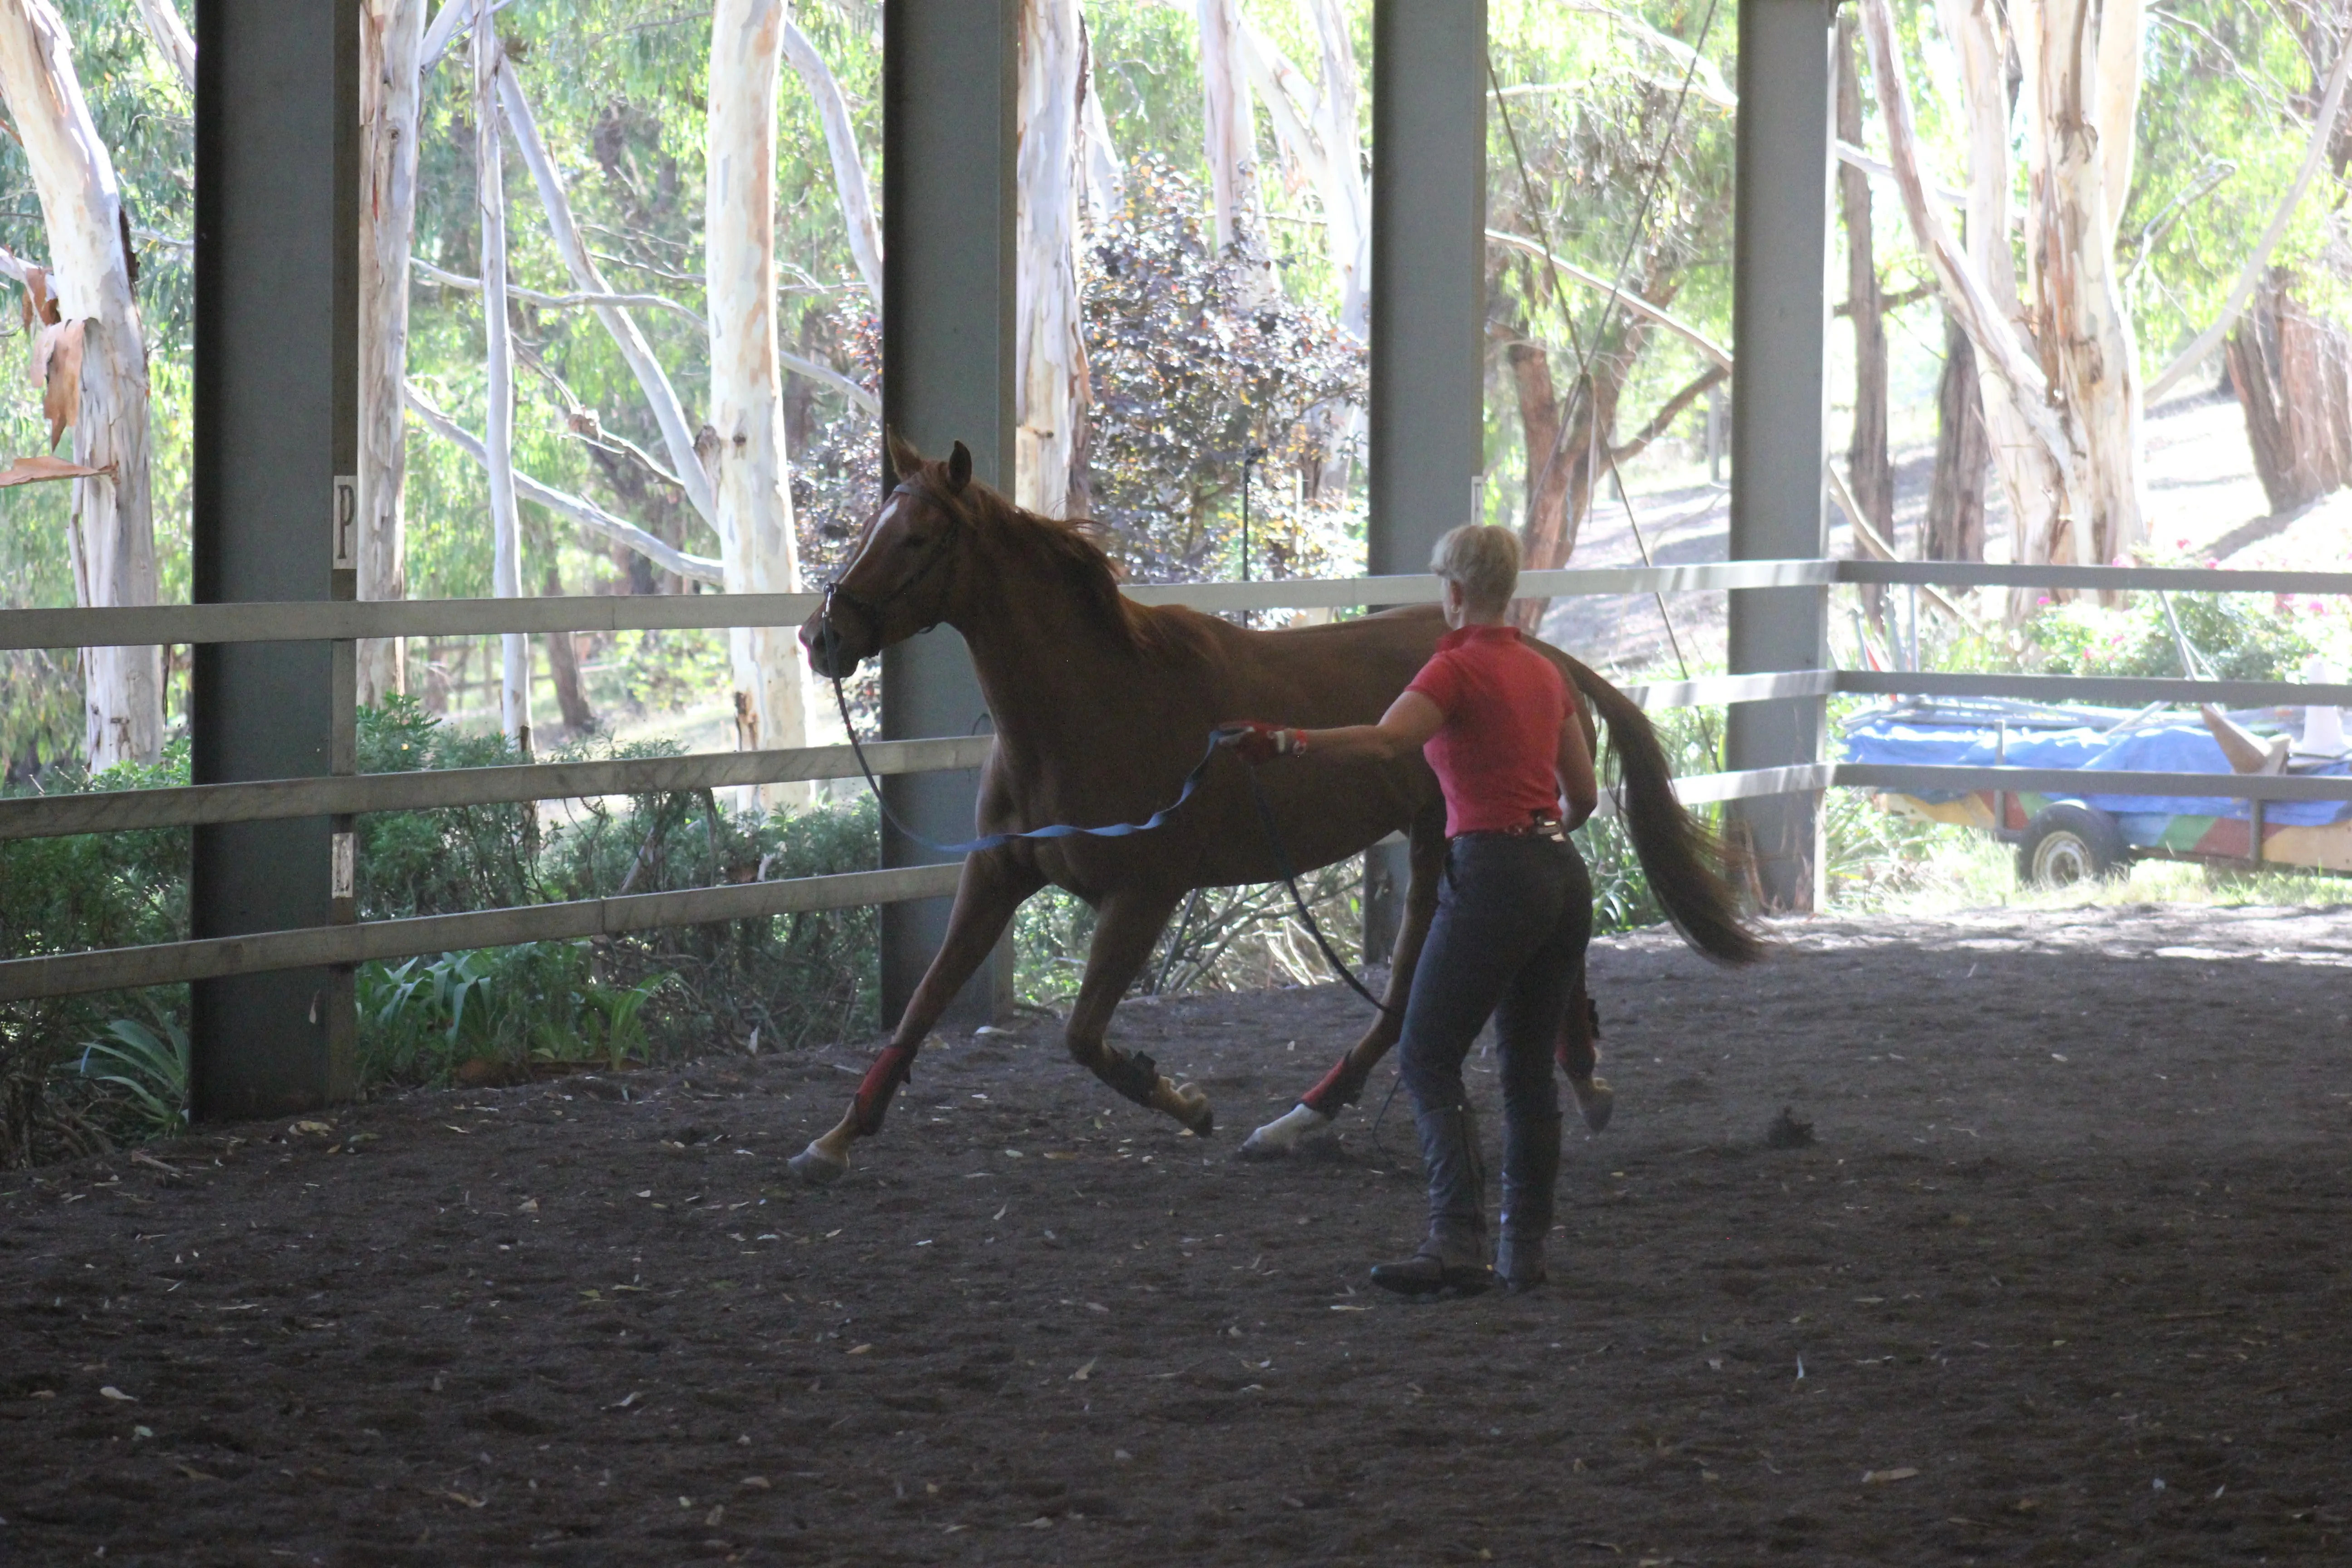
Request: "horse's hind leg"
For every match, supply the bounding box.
[1243,804,1446,1157]
[1064,887,1215,1135]
[790,848,1042,1183]
[1557,964,1613,1133]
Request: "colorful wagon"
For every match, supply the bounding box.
[1841,699,2352,886]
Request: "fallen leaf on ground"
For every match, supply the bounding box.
[1070,1358,1096,1381]
[98,1386,136,1402]
[1862,1467,1919,1484]
[846,1343,873,1356]
[175,1463,220,1481]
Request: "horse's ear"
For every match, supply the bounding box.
[885,427,925,485]
[946,440,973,494]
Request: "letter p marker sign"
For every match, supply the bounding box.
[333,475,358,571]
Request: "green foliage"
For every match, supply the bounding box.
[2029,593,2317,681]
[73,1008,190,1141]
[1083,159,1369,582]
[1014,857,1365,1009]
[356,943,672,1085]
[0,703,882,1157]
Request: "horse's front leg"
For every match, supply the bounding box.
[1242,804,1446,1156]
[1063,887,1215,1135]
[789,847,1043,1183]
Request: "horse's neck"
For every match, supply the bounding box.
[952,554,1144,760]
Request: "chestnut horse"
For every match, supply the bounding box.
[786,436,1759,1182]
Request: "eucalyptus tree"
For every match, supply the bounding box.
[1483,0,1734,626]
[0,0,160,767]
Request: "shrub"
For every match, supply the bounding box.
[2030,593,2315,682]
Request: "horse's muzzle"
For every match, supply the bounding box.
[798,613,865,678]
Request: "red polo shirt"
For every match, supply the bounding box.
[1405,623,1574,837]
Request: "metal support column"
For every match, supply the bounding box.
[1726,0,1834,912]
[1362,0,1486,961]
[188,0,360,1118]
[879,0,1016,1029]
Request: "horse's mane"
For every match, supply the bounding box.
[914,463,1210,658]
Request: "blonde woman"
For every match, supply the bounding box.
[1220,525,1598,1295]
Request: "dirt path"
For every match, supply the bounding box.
[5,903,2351,1565]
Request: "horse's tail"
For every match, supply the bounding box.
[1564,658,1766,966]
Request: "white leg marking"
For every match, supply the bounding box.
[1240,1101,1334,1158]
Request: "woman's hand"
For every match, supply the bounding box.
[1215,721,1305,766]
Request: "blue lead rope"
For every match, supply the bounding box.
[829,674,1224,856]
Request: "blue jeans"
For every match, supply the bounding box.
[1396,833,1593,1128]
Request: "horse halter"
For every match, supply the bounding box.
[817,479,963,665]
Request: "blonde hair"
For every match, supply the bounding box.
[1429,524,1521,615]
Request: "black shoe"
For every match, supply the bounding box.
[1369,1105,1490,1298]
[1496,1113,1561,1293]
[1371,1249,1492,1297]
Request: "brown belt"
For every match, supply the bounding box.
[1456,814,1569,843]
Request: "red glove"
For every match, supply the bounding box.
[1216,720,1306,765]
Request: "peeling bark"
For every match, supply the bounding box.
[1836,15,1892,549]
[708,0,809,806]
[1926,312,1989,561]
[2226,270,2352,515]
[131,0,191,93]
[0,0,160,768]
[1867,0,2144,609]
[358,0,425,706]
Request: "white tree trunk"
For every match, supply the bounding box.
[1241,4,1366,490]
[131,0,191,93]
[1869,0,2147,601]
[358,0,424,707]
[475,12,528,747]
[782,19,883,317]
[1931,0,2069,574]
[1194,0,1274,302]
[2024,0,2145,568]
[1243,0,1368,340]
[709,0,809,805]
[1016,0,1091,519]
[499,70,716,532]
[1080,37,1124,226]
[0,0,160,768]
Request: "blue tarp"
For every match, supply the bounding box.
[1840,712,2352,830]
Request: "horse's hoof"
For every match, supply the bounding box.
[787,1143,848,1185]
[1240,1102,1333,1159]
[1176,1083,1215,1138]
[1572,1075,1614,1135]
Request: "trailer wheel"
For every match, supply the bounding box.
[2015,803,2129,888]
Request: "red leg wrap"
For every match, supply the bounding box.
[851,1043,919,1137]
[1298,1053,1371,1115]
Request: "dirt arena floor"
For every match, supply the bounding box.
[4,902,2351,1566]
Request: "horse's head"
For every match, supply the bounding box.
[800,432,976,678]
